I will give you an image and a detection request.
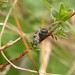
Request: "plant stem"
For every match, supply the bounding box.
[0,50,28,69]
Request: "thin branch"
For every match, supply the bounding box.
[66,61,75,75]
[0,50,28,69]
[0,22,28,37]
[0,37,21,51]
[0,50,60,75]
[0,0,18,70]
[0,50,39,73]
[40,13,46,75]
[12,8,39,75]
[0,23,20,34]
[0,0,18,41]
[0,0,18,73]
[71,11,75,17]
[39,39,52,75]
[0,65,10,75]
[0,0,39,74]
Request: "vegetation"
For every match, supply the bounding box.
[0,0,75,75]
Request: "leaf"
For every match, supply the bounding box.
[61,22,71,32]
[59,2,66,17]
[55,29,67,39]
[50,24,59,31]
[62,10,72,21]
[58,3,72,21]
[51,8,59,20]
[66,21,75,37]
[41,0,52,10]
[51,35,57,40]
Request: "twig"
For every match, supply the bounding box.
[0,50,28,69]
[0,37,21,51]
[40,13,46,75]
[0,0,24,73]
[66,61,75,75]
[39,39,52,75]
[0,22,27,37]
[12,9,39,75]
[0,23,20,34]
[71,11,75,17]
[0,65,10,75]
[0,50,60,75]
[0,0,18,40]
[0,50,39,73]
[0,0,18,72]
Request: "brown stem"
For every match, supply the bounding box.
[71,11,75,17]
[0,50,28,69]
[12,9,39,75]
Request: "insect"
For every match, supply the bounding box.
[32,28,48,46]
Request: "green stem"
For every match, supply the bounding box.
[41,0,52,10]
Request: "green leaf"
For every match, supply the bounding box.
[51,8,59,20]
[59,2,66,17]
[61,22,71,32]
[62,10,72,21]
[41,0,52,10]
[50,24,59,31]
[58,3,73,21]
[66,21,75,37]
[55,29,67,39]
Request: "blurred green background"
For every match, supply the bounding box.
[0,0,75,75]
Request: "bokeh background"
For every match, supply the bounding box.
[0,0,75,75]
